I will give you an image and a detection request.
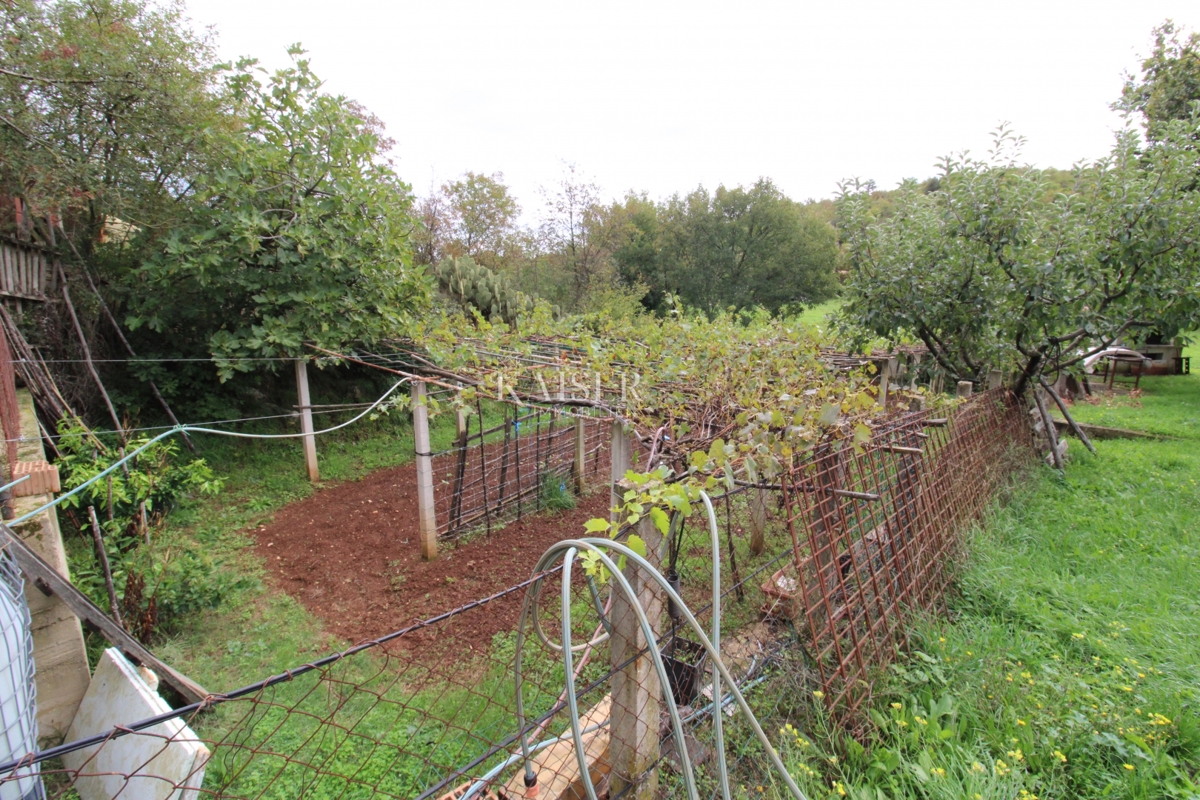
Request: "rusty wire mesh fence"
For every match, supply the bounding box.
[432,407,610,538]
[778,388,1034,726]
[2,391,1031,799]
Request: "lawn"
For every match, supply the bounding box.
[750,365,1200,798]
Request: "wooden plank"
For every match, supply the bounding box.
[504,696,612,800]
[0,523,208,704]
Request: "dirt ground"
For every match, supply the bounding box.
[251,461,611,649]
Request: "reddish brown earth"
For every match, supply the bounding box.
[251,461,610,650]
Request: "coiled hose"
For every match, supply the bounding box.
[507,491,807,800]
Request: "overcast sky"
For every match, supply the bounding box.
[182,1,1198,212]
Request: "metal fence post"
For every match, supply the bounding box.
[294,359,319,482]
[412,381,437,560]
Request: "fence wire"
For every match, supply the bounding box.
[780,389,1033,729]
[433,408,610,538]
[1,392,1031,799]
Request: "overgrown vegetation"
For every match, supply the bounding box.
[55,418,226,645]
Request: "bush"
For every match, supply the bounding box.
[55,418,227,641]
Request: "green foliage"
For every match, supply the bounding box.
[1119,21,1200,136]
[55,418,227,640]
[129,51,429,379]
[837,122,1200,392]
[611,180,841,315]
[434,255,537,325]
[0,0,223,250]
[538,470,576,512]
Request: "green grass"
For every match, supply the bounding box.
[797,299,843,332]
[746,368,1200,799]
[1066,336,1200,441]
[147,399,510,695]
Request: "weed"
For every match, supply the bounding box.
[539,470,576,512]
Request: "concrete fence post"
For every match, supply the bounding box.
[608,512,664,800]
[412,381,438,560]
[956,380,973,399]
[610,418,630,526]
[987,370,1003,391]
[294,359,319,482]
[573,416,586,494]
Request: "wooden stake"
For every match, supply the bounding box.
[88,505,123,628]
[412,381,438,560]
[60,270,124,442]
[1033,387,1064,469]
[1040,378,1096,455]
[877,358,894,409]
[608,513,664,800]
[749,488,768,555]
[294,359,319,482]
[573,416,586,494]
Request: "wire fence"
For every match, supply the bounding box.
[431,406,611,538]
[0,552,42,800]
[0,391,1032,800]
[778,388,1033,729]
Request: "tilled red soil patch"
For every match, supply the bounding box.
[251,461,610,651]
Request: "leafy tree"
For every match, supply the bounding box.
[442,171,520,267]
[656,179,839,315]
[1119,21,1200,135]
[539,163,617,309]
[129,51,428,379]
[837,124,1200,398]
[0,0,223,252]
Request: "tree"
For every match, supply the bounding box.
[0,0,223,252]
[1118,21,1200,135]
[129,51,428,379]
[539,163,617,310]
[442,171,520,268]
[657,179,839,315]
[411,189,451,266]
[837,124,1200,400]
